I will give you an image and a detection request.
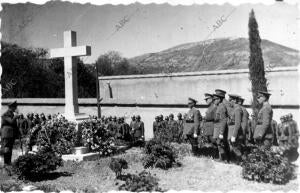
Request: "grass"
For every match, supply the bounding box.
[1,146,298,192]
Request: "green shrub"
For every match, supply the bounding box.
[13,146,63,180]
[118,171,163,192]
[143,139,179,170]
[242,147,296,184]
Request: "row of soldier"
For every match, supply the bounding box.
[153,89,299,163]
[0,100,146,167]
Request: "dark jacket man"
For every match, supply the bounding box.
[1,101,19,165]
[253,91,274,149]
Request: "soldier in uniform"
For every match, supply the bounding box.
[271,119,278,146]
[183,98,202,155]
[130,115,136,129]
[287,113,299,147]
[213,92,229,162]
[1,101,20,166]
[227,94,244,163]
[132,115,145,145]
[253,91,274,149]
[238,97,249,145]
[215,89,233,114]
[202,93,217,147]
[176,113,184,142]
[153,116,160,137]
[18,113,28,137]
[168,114,178,142]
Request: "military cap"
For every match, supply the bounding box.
[204,93,213,100]
[136,115,141,119]
[155,116,159,119]
[257,90,271,98]
[8,100,17,108]
[213,93,225,99]
[177,113,182,117]
[239,97,245,102]
[215,89,227,95]
[287,113,293,118]
[159,114,163,119]
[169,113,174,118]
[228,94,240,100]
[188,97,198,104]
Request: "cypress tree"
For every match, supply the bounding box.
[248,9,268,115]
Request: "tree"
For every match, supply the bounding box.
[1,42,96,98]
[248,9,268,115]
[95,51,137,76]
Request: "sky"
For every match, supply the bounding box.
[1,0,299,63]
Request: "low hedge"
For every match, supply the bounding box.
[241,147,295,184]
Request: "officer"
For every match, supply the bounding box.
[168,114,178,142]
[183,97,202,155]
[202,93,217,147]
[176,113,184,142]
[277,115,289,147]
[253,91,274,149]
[271,119,278,146]
[130,115,136,129]
[153,116,160,137]
[133,115,145,144]
[213,92,229,162]
[227,94,243,163]
[1,101,20,166]
[238,97,249,145]
[215,89,233,113]
[18,113,28,137]
[286,114,299,161]
[287,113,299,146]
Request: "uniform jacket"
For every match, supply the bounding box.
[227,104,243,140]
[213,102,228,138]
[277,122,293,142]
[241,106,249,135]
[176,119,184,135]
[1,109,19,139]
[202,104,216,136]
[254,102,273,140]
[133,121,144,138]
[183,107,202,136]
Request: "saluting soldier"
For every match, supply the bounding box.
[213,92,229,162]
[227,94,244,163]
[238,97,249,145]
[202,93,217,147]
[253,91,274,149]
[183,98,202,155]
[1,101,20,166]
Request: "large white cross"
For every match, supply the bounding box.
[50,31,91,121]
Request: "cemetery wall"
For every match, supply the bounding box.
[98,66,299,106]
[1,67,299,139]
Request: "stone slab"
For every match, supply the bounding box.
[62,152,99,162]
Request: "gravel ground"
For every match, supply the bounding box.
[1,147,299,192]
